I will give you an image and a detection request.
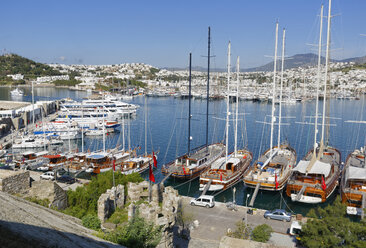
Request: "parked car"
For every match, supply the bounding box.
[40,171,55,180]
[56,175,76,184]
[264,209,292,222]
[289,220,302,241]
[190,195,215,208]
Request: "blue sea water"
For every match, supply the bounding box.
[1,86,365,215]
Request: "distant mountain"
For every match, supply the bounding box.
[163,53,366,72]
[338,55,366,64]
[0,53,61,79]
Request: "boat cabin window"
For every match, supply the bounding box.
[226,163,233,171]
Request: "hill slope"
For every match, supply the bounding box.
[0,54,61,80]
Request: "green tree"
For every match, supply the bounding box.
[176,200,194,238]
[64,171,143,219]
[251,224,272,243]
[300,197,366,248]
[227,221,252,240]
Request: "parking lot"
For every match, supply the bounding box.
[182,196,298,247]
[29,170,87,190]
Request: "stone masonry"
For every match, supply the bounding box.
[27,180,68,210]
[0,170,30,194]
[97,184,124,223]
[127,181,180,248]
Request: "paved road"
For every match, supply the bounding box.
[181,196,296,247]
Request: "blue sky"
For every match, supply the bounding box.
[1,0,365,68]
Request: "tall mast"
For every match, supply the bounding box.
[320,0,332,150]
[277,28,285,148]
[188,53,192,155]
[206,26,211,150]
[32,81,35,126]
[234,56,239,156]
[122,114,125,151]
[313,4,324,158]
[270,21,279,156]
[102,95,106,153]
[144,94,147,156]
[225,42,231,162]
[81,101,84,153]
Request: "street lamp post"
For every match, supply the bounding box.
[245,194,250,226]
[233,187,236,206]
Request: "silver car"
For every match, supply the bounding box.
[264,209,292,222]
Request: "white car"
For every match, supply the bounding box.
[40,171,55,180]
[190,195,215,208]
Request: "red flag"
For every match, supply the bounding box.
[220,173,222,181]
[275,173,279,190]
[182,167,186,175]
[321,175,326,191]
[149,164,155,182]
[153,151,157,168]
[113,160,116,171]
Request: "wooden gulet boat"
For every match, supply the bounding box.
[200,51,252,192]
[286,146,341,203]
[286,1,341,204]
[161,32,226,180]
[341,147,366,216]
[244,144,296,191]
[243,25,296,192]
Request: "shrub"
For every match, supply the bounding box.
[64,171,143,219]
[82,214,101,230]
[227,221,251,240]
[252,224,272,243]
[102,215,162,248]
[107,208,128,224]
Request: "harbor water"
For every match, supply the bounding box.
[1,86,365,215]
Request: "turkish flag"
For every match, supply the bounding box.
[153,151,157,168]
[113,160,116,171]
[149,164,155,182]
[321,175,326,191]
[275,173,279,190]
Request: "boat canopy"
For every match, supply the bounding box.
[346,166,366,180]
[87,153,108,160]
[293,160,331,177]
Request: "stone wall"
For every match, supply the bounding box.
[28,180,68,210]
[0,170,30,194]
[97,184,124,223]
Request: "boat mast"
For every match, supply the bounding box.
[313,4,324,158]
[234,56,239,156]
[122,113,125,151]
[81,101,84,153]
[102,95,106,153]
[270,21,279,156]
[144,94,147,156]
[188,53,192,155]
[32,81,35,126]
[277,28,285,148]
[206,26,211,151]
[320,0,332,153]
[225,42,231,162]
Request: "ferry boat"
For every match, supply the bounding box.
[341,147,366,216]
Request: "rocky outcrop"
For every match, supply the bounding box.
[0,170,30,194]
[27,180,68,210]
[97,184,124,223]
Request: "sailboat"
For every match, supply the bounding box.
[286,1,341,204]
[199,45,252,192]
[341,146,366,216]
[161,28,225,180]
[243,23,296,192]
[120,93,155,175]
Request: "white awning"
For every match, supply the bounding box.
[346,166,366,180]
[292,160,331,177]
